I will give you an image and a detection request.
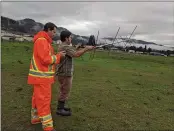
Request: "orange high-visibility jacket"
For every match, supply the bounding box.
[27,31,61,84]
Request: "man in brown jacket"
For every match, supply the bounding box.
[55,31,95,116]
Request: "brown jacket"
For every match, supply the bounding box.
[56,42,76,76]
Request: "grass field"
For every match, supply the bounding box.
[1,41,174,131]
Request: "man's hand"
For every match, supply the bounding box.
[58,51,66,57]
[85,46,95,51]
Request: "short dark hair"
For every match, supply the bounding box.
[60,30,72,42]
[43,22,57,32]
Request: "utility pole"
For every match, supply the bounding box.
[127,25,137,47]
[108,27,120,56]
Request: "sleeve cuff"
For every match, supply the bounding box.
[55,54,61,64]
[51,55,57,64]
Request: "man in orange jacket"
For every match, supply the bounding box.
[27,22,66,131]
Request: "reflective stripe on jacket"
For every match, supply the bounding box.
[28,31,61,84]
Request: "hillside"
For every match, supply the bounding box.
[1,16,88,44]
[1,16,169,48]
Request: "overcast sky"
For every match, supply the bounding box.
[1,1,174,47]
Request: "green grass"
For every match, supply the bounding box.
[1,41,174,131]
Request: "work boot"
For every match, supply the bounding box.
[57,100,71,111]
[64,107,71,111]
[56,101,71,116]
[31,108,41,124]
[31,116,41,124]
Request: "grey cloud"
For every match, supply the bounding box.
[1,1,174,46]
[2,2,90,20]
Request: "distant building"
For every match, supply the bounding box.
[150,52,166,57]
[136,51,144,54]
[2,36,11,41]
[110,47,118,50]
[128,50,135,53]
[15,37,24,42]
